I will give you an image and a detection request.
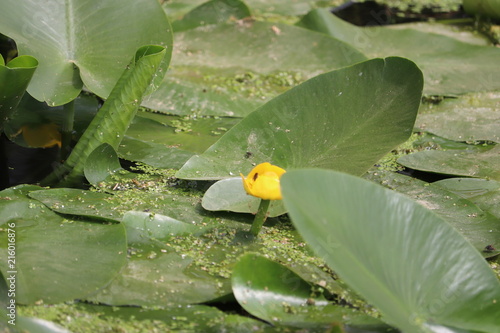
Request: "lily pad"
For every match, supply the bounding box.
[143,20,367,116]
[367,171,500,256]
[433,178,500,220]
[118,136,194,170]
[281,169,500,332]
[177,57,423,180]
[298,8,500,95]
[397,144,500,180]
[86,244,232,306]
[122,211,210,243]
[126,113,240,154]
[171,0,251,32]
[201,177,286,217]
[232,253,396,330]
[70,302,268,332]
[0,186,127,304]
[29,188,122,222]
[416,92,500,143]
[0,0,172,105]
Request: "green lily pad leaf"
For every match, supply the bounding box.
[298,8,500,95]
[202,177,286,216]
[433,178,500,220]
[0,185,45,227]
[122,211,210,243]
[28,188,239,229]
[177,57,423,180]
[388,21,491,46]
[416,92,500,143]
[232,253,395,330]
[367,171,500,257]
[143,20,367,116]
[86,245,231,306]
[281,169,500,332]
[126,113,240,154]
[0,188,127,304]
[84,143,132,187]
[0,54,38,131]
[0,0,172,105]
[72,302,268,332]
[141,69,272,117]
[29,188,122,222]
[171,0,250,32]
[464,0,500,20]
[397,145,500,180]
[118,136,194,170]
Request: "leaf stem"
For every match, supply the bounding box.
[250,199,271,236]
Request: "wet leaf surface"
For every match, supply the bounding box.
[298,9,500,95]
[397,145,500,180]
[232,253,396,331]
[416,92,500,143]
[282,169,500,332]
[143,20,366,116]
[0,186,127,305]
[367,171,500,257]
[177,57,423,180]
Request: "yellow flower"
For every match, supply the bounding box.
[240,162,286,200]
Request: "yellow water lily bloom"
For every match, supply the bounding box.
[240,162,286,200]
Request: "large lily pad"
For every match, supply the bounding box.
[118,136,194,170]
[367,171,500,256]
[0,186,127,304]
[281,169,500,332]
[143,20,367,116]
[177,57,423,180]
[416,92,500,143]
[65,303,268,332]
[298,8,500,95]
[0,0,172,106]
[86,244,232,306]
[232,253,396,330]
[126,113,240,154]
[397,144,500,180]
[433,178,500,220]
